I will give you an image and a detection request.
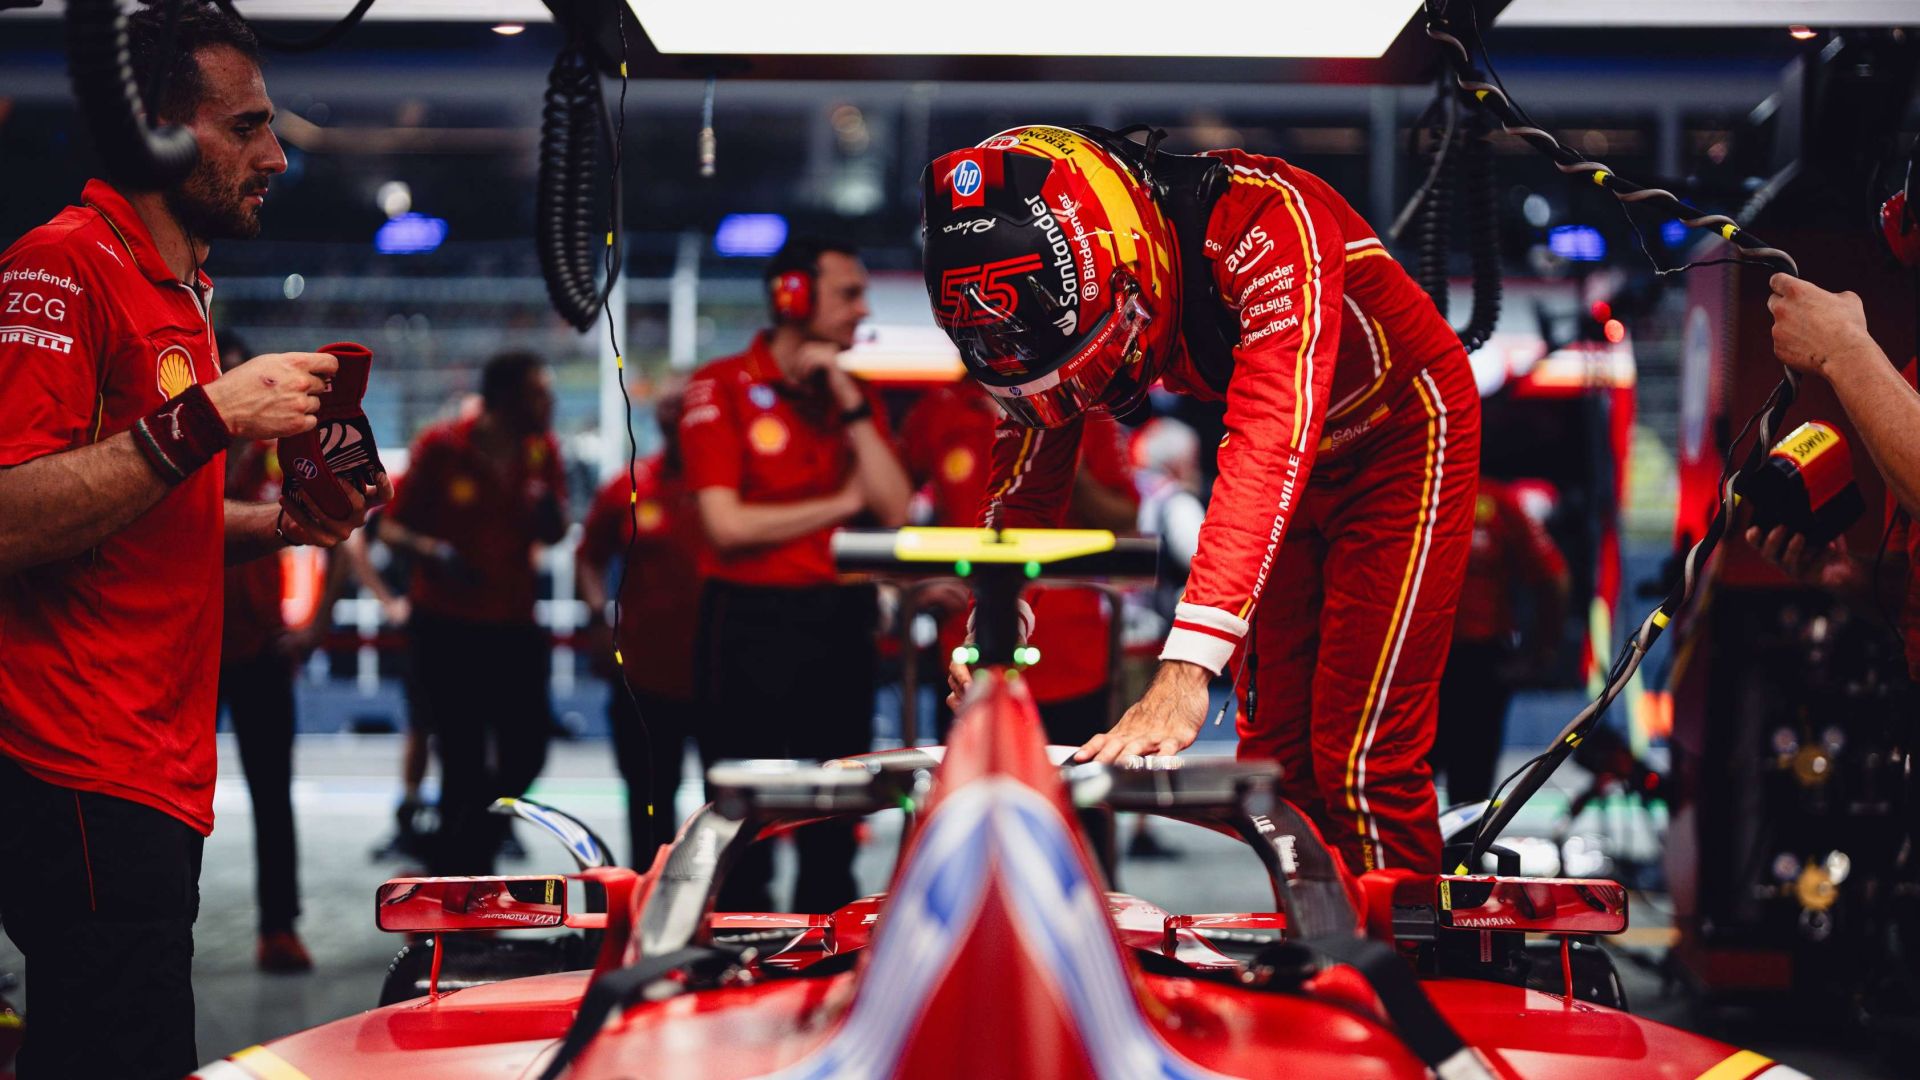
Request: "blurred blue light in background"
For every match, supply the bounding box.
[715,213,789,257]
[375,213,448,255]
[1548,224,1607,262]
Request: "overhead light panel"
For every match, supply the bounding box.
[626,1,1423,58]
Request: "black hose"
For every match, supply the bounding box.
[1455,127,1502,352]
[210,0,377,53]
[537,45,615,333]
[1414,123,1456,320]
[65,0,199,190]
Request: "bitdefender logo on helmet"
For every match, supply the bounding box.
[952,160,983,197]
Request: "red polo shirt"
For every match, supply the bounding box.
[679,333,890,587]
[899,382,1137,702]
[580,456,704,700]
[1453,478,1568,644]
[387,416,566,624]
[0,180,226,834]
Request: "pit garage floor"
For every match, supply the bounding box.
[0,730,1901,1078]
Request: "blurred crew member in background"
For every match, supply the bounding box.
[379,352,568,874]
[216,337,318,973]
[0,6,379,1074]
[1432,477,1569,807]
[681,237,912,912]
[578,389,704,866]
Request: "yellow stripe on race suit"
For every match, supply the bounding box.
[989,428,1038,508]
[1692,1050,1774,1080]
[1343,374,1441,864]
[1329,315,1396,422]
[1230,173,1322,449]
[1346,246,1392,263]
[230,1045,313,1080]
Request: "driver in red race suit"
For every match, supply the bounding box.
[923,126,1480,874]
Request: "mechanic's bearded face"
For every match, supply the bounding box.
[165,45,287,242]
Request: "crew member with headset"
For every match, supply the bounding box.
[925,126,1480,875]
[680,237,913,912]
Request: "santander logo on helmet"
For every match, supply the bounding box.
[919,124,1182,429]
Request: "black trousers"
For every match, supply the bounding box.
[0,757,203,1080]
[1432,639,1514,807]
[698,580,877,914]
[409,614,554,875]
[218,651,301,933]
[608,687,699,867]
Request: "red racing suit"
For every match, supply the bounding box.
[981,149,1481,872]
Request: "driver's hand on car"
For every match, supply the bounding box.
[1075,660,1211,764]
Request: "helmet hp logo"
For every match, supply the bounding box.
[952,159,983,197]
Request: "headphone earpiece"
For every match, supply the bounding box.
[771,269,816,324]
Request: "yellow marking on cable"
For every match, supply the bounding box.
[630,491,638,505]
[1591,171,1609,186]
[615,354,624,370]
[606,232,615,246]
[619,63,628,77]
[1653,610,1671,629]
[647,803,655,816]
[1567,733,1584,747]
[1475,89,1489,101]
[231,1045,314,1080]
[1692,1049,1773,1080]
[613,649,625,666]
[1720,224,1738,239]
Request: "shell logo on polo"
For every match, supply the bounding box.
[527,440,549,467]
[636,499,664,531]
[941,446,977,484]
[156,345,196,398]
[748,414,790,456]
[450,475,478,505]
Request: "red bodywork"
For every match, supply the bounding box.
[195,670,1780,1080]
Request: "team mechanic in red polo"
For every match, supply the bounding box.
[680,236,912,913]
[379,352,569,876]
[577,388,705,867]
[924,126,1480,875]
[0,7,380,1077]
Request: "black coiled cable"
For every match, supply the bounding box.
[537,45,618,333]
[65,0,199,190]
[1414,123,1455,319]
[210,0,375,53]
[1455,126,1502,353]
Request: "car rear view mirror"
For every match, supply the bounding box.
[1438,876,1627,935]
[375,876,568,932]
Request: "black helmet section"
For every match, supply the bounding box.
[921,150,1089,385]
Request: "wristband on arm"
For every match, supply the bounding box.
[132,384,230,483]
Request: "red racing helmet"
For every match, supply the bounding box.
[920,126,1180,428]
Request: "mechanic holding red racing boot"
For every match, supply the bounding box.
[0,6,383,1076]
[925,126,1480,875]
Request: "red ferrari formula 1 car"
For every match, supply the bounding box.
[192,529,1803,1080]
